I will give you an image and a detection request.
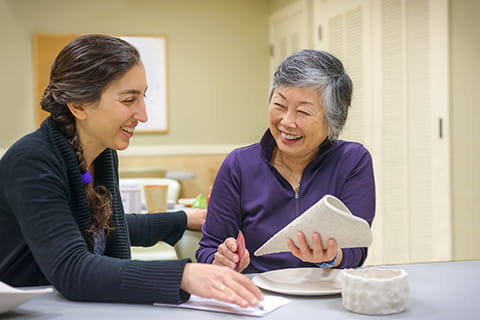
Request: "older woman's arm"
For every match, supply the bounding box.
[196,152,242,264]
[337,149,376,268]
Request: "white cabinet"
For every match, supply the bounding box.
[313,0,374,148]
[270,0,451,265]
[269,0,310,77]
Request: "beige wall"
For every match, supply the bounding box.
[268,0,297,12]
[0,0,35,147]
[450,0,480,260]
[0,0,270,149]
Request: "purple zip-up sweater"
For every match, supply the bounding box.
[196,130,375,273]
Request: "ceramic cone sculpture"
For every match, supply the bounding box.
[254,194,372,256]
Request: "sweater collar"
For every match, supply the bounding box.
[41,118,92,247]
[41,118,115,188]
[259,129,336,168]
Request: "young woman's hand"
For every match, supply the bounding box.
[184,208,207,230]
[181,263,263,308]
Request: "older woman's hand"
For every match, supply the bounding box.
[181,263,263,308]
[287,232,342,265]
[212,237,250,272]
[184,208,207,230]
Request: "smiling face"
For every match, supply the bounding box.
[268,86,328,164]
[72,63,148,164]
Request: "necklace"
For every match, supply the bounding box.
[272,149,302,192]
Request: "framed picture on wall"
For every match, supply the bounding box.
[34,34,169,133]
[121,35,168,133]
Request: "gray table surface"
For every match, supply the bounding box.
[3,260,479,319]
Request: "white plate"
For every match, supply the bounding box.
[252,268,343,296]
[0,281,53,314]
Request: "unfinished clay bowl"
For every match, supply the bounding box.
[342,268,409,315]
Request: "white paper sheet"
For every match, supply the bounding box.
[154,294,290,317]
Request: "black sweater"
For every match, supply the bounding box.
[0,118,190,304]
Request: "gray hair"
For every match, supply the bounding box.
[269,49,352,141]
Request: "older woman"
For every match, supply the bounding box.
[196,49,375,273]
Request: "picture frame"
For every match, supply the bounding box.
[121,35,168,133]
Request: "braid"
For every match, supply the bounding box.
[69,128,115,237]
[85,184,114,237]
[43,87,115,239]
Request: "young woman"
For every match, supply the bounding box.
[0,34,262,307]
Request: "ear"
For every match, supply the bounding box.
[66,102,88,120]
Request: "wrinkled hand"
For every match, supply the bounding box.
[184,208,207,230]
[212,237,250,272]
[181,263,263,308]
[287,232,341,265]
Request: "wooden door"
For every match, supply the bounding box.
[33,34,78,127]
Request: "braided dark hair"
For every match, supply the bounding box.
[40,34,140,238]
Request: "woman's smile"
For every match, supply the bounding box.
[280,131,303,144]
[120,125,136,137]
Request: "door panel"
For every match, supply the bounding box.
[312,0,450,265]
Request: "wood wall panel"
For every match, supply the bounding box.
[33,34,78,127]
[119,154,227,199]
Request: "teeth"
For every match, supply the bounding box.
[282,132,302,140]
[121,126,135,133]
